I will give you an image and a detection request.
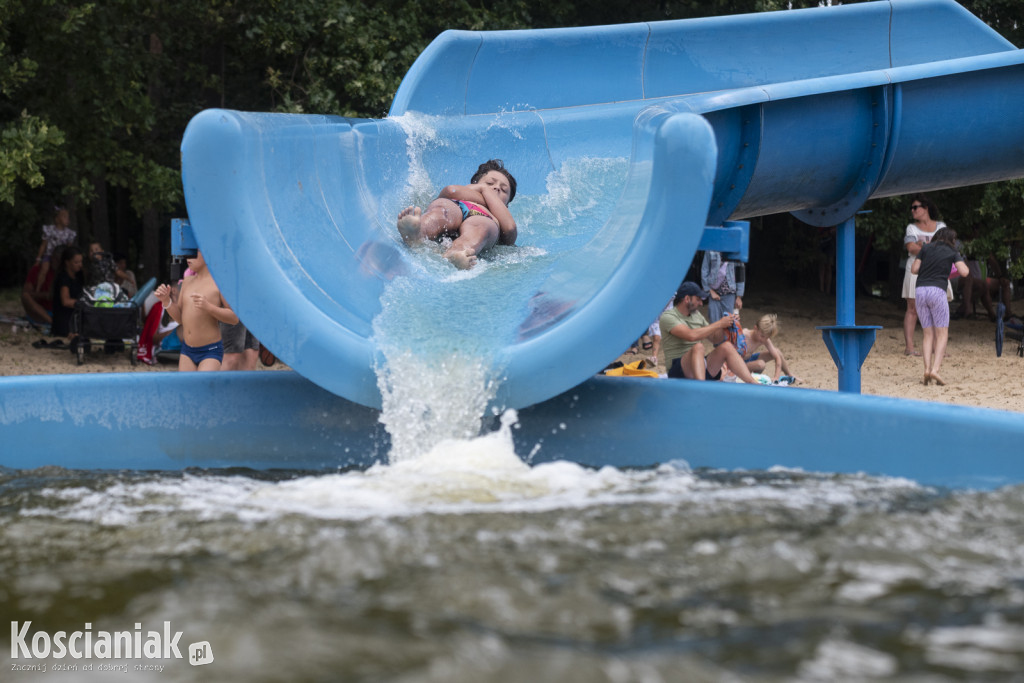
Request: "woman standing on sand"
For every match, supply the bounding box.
[911,228,969,386]
[901,195,945,356]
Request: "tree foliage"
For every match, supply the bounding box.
[2,0,1024,286]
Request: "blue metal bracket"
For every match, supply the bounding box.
[171,217,198,258]
[817,325,880,393]
[698,220,750,262]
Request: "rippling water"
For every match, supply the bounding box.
[4,424,1024,682]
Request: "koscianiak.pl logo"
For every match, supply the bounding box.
[10,622,214,672]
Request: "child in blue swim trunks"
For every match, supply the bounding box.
[154,250,238,371]
[396,159,517,270]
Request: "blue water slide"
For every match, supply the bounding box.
[6,0,1024,486]
[1,371,1022,489]
[179,0,1024,413]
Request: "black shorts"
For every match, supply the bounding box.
[219,321,258,354]
[668,356,721,381]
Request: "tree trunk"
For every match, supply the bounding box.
[141,207,161,283]
[90,174,111,250]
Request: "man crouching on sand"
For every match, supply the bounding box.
[659,281,761,383]
[396,159,517,269]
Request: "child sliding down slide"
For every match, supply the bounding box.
[396,160,517,269]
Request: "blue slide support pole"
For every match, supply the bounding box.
[817,215,880,393]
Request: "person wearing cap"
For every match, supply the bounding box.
[658,281,760,383]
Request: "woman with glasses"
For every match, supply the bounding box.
[901,195,945,356]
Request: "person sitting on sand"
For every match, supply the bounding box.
[742,313,801,384]
[659,281,760,384]
[21,261,55,325]
[154,250,238,371]
[396,159,517,269]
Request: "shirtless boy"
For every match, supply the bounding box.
[742,314,801,384]
[154,251,238,371]
[396,159,517,269]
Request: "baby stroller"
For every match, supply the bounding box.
[70,283,142,366]
[999,312,1024,358]
[995,294,1024,359]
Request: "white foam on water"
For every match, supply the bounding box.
[798,638,899,680]
[19,435,929,529]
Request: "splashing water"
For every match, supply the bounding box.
[375,348,499,464]
[372,118,631,463]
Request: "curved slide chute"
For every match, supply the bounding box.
[181,0,1024,410]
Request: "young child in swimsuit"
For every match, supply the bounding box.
[396,159,517,269]
[742,314,801,384]
[154,250,238,371]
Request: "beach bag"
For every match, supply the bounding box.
[604,359,659,378]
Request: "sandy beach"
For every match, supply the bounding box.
[612,288,1024,414]
[2,286,1022,413]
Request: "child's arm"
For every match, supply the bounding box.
[439,184,482,203]
[440,184,517,245]
[190,290,239,326]
[35,239,47,263]
[764,339,785,381]
[480,187,517,245]
[154,284,182,323]
[764,339,799,381]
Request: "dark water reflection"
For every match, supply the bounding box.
[2,464,1023,682]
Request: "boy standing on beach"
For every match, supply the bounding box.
[154,251,238,371]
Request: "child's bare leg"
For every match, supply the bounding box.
[398,199,463,245]
[931,327,949,385]
[709,343,759,384]
[746,358,767,374]
[197,358,222,372]
[178,355,198,372]
[445,248,478,270]
[444,216,499,270]
[921,327,935,384]
[396,207,423,244]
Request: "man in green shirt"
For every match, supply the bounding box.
[659,281,759,383]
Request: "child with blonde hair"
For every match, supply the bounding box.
[742,314,801,384]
